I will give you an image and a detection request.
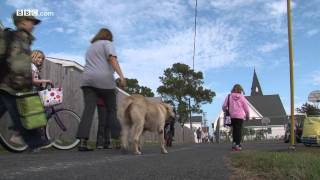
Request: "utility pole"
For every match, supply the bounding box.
[217,118,220,144]
[203,112,207,127]
[189,98,192,131]
[286,0,296,150]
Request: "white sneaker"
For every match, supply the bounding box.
[10,134,25,145]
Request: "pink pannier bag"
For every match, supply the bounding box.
[38,87,63,107]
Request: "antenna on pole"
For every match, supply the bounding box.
[189,0,198,132]
[192,0,198,70]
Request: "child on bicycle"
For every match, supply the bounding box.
[31,50,52,150]
[0,13,46,152]
[31,50,52,91]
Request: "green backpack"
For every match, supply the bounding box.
[16,92,47,130]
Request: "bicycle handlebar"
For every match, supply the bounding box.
[44,82,54,89]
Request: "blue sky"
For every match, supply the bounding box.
[1,0,319,128]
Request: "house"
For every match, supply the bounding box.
[183,116,211,142]
[213,69,287,141]
[184,116,202,131]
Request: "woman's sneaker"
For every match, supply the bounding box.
[232,145,241,151]
[96,145,104,150]
[78,139,93,151]
[231,142,236,150]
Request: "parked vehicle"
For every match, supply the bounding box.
[301,116,320,146]
[284,120,303,143]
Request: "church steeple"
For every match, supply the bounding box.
[251,69,263,96]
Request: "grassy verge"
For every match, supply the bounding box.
[228,148,320,180]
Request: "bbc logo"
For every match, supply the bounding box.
[16,9,39,16]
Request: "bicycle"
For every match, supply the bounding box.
[0,92,80,152]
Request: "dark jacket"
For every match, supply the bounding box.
[0,29,34,95]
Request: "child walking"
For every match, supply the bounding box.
[222,84,250,151]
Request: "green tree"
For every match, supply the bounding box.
[116,78,154,97]
[157,63,215,125]
[296,102,320,116]
[139,86,155,97]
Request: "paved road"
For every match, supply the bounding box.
[0,142,289,180]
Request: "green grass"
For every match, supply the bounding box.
[229,148,320,180]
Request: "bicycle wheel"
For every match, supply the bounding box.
[0,111,28,152]
[46,109,80,150]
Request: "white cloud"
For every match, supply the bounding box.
[65,0,189,44]
[5,0,51,12]
[204,0,301,41]
[118,21,240,92]
[302,0,320,19]
[53,27,63,33]
[51,27,75,34]
[6,0,41,8]
[307,29,319,37]
[258,42,285,53]
[261,1,296,35]
[266,0,296,17]
[65,29,75,34]
[209,0,255,10]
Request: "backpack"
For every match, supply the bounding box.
[0,28,15,83]
[0,28,33,91]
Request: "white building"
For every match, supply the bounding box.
[184,116,202,143]
[184,116,202,131]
